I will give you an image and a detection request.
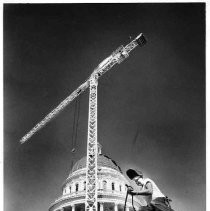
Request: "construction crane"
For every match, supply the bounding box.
[20,33,147,211]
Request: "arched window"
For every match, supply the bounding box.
[119,185,122,192]
[103,180,107,190]
[75,183,79,192]
[112,182,115,191]
[84,181,86,190]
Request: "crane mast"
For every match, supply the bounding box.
[19,33,147,211]
[85,75,98,211]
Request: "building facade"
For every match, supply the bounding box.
[49,146,145,211]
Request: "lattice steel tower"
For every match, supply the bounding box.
[20,33,147,211]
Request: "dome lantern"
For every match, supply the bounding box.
[97,142,102,155]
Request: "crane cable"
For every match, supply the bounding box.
[70,96,81,170]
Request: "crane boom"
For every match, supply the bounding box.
[20,33,146,144]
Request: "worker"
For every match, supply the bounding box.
[126,169,174,211]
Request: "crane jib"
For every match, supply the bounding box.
[20,33,147,144]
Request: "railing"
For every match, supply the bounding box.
[55,189,126,203]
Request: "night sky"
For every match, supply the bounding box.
[4,3,205,211]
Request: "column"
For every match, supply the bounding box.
[100,202,104,211]
[126,206,129,211]
[114,203,118,211]
[72,204,75,211]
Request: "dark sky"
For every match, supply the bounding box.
[4,3,205,211]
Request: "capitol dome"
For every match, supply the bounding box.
[49,145,145,211]
[71,154,122,174]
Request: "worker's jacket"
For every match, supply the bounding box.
[141,178,165,204]
[140,179,174,211]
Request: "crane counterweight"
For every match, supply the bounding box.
[135,33,147,46]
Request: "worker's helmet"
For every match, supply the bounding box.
[126,169,143,180]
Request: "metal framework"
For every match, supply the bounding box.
[20,33,146,144]
[19,33,147,211]
[85,75,98,211]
